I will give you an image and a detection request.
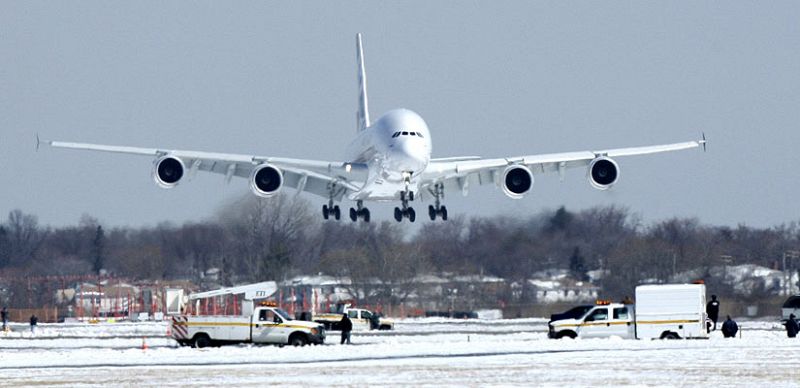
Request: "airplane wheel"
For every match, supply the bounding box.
[409,191,414,201]
[322,205,330,220]
[394,207,402,222]
[428,205,436,221]
[349,208,357,222]
[363,208,371,223]
[441,206,448,221]
[333,206,341,220]
[408,207,416,223]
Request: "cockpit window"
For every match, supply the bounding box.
[416,132,424,138]
[402,131,409,136]
[410,132,418,136]
[392,132,400,138]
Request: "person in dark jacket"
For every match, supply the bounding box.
[29,314,38,334]
[1,306,8,332]
[340,313,353,344]
[721,315,738,338]
[785,314,799,338]
[369,312,380,330]
[706,295,720,331]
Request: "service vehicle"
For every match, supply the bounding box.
[548,284,709,340]
[782,295,800,321]
[172,304,325,348]
[314,305,394,331]
[171,282,325,348]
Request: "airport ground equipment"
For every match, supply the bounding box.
[548,284,709,340]
[314,305,394,331]
[172,282,324,347]
[171,303,325,348]
[782,295,800,321]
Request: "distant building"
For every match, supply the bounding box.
[527,269,600,303]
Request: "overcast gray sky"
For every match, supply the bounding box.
[2,1,799,228]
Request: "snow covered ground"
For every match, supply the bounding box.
[1,318,798,387]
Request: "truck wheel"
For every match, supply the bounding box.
[289,333,308,347]
[379,325,391,331]
[556,331,577,339]
[193,334,211,348]
[661,332,680,340]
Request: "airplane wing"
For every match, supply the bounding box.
[419,137,706,197]
[44,140,364,201]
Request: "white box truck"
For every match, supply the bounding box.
[548,284,709,340]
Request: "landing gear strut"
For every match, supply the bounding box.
[427,183,448,221]
[394,174,416,222]
[349,200,370,222]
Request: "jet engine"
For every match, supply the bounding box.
[588,157,619,190]
[250,164,283,198]
[501,165,534,199]
[152,155,185,188]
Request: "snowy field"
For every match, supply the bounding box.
[1,318,799,387]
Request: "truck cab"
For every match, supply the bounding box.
[251,306,325,346]
[549,301,635,339]
[314,305,394,331]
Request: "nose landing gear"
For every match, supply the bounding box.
[393,191,416,222]
[394,174,416,222]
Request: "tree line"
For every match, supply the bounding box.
[1,195,799,307]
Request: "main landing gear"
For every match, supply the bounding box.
[322,199,340,221]
[428,182,448,221]
[349,200,370,222]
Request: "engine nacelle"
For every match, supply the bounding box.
[588,157,620,190]
[501,165,534,199]
[152,155,185,189]
[249,164,283,198]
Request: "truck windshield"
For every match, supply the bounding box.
[274,308,291,321]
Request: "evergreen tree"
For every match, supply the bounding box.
[569,246,588,281]
[91,225,105,275]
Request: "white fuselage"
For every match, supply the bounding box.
[345,109,432,201]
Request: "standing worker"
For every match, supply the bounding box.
[29,314,38,334]
[340,313,353,345]
[721,315,738,338]
[785,314,799,338]
[1,306,8,332]
[706,295,720,331]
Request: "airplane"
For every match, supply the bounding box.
[44,33,706,223]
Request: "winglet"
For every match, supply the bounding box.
[699,132,707,152]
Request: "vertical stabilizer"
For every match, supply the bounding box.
[356,33,370,131]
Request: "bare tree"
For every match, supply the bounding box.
[5,209,47,267]
[217,193,315,283]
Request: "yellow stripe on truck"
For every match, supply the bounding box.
[554,319,700,329]
[175,321,313,330]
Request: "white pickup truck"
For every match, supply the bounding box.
[172,305,326,348]
[548,284,709,340]
[314,306,394,331]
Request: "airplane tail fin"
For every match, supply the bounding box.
[356,33,370,131]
